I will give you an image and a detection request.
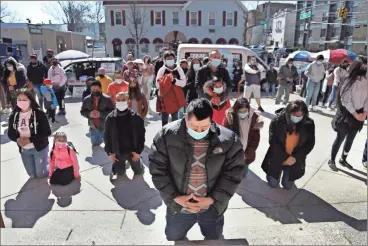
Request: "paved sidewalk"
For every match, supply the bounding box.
[1,94,367,245]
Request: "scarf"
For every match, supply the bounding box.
[238,108,254,151]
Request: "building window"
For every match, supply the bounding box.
[115,12,122,25]
[173,12,179,25]
[140,44,149,55]
[209,12,215,26]
[155,12,162,25]
[320,29,326,37]
[276,21,281,29]
[226,12,234,26]
[136,13,142,25]
[332,27,340,37]
[190,12,197,26]
[155,44,163,53]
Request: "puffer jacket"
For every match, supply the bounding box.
[261,108,315,181]
[149,119,244,216]
[80,94,114,131]
[49,145,79,178]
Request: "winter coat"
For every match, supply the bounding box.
[2,58,26,90]
[149,119,244,216]
[195,65,231,97]
[27,61,48,85]
[80,94,114,131]
[104,108,145,155]
[266,68,278,85]
[8,108,51,152]
[223,108,264,164]
[40,86,58,109]
[278,65,298,86]
[185,69,198,103]
[261,108,315,181]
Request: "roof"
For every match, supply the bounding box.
[103,0,187,5]
[178,44,252,51]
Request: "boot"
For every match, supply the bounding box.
[339,158,353,170]
[328,159,338,172]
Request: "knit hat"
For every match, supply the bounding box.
[43,79,52,85]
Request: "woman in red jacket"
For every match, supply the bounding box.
[223,97,264,177]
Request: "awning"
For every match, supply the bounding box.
[202,38,212,44]
[216,38,227,44]
[125,38,136,44]
[139,38,150,44]
[111,38,122,45]
[153,38,164,44]
[188,38,199,44]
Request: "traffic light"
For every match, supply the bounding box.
[338,7,348,19]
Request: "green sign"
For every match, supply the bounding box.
[300,11,311,20]
[260,21,266,25]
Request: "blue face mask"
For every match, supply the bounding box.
[166,59,175,67]
[193,64,201,71]
[187,127,209,140]
[290,115,303,124]
[211,59,221,67]
[238,112,249,120]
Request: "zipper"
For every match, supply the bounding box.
[204,138,213,197]
[181,144,193,194]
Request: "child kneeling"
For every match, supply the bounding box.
[49,132,80,185]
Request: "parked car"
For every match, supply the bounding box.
[275,48,297,57]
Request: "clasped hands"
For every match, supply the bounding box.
[174,194,214,213]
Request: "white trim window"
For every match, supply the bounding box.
[276,21,282,29]
[209,11,215,26]
[155,12,162,25]
[140,44,149,55]
[115,11,122,25]
[127,44,135,54]
[190,11,198,26]
[226,11,234,26]
[155,44,163,53]
[173,12,179,25]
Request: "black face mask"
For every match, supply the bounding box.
[99,74,105,78]
[92,91,102,97]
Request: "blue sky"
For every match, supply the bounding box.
[2,1,295,24]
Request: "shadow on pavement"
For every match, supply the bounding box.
[237,170,367,232]
[50,115,70,133]
[85,145,112,176]
[4,178,55,228]
[337,168,367,183]
[50,180,81,207]
[1,128,10,145]
[111,174,161,225]
[175,239,249,245]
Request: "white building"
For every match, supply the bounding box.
[269,9,297,48]
[103,0,247,58]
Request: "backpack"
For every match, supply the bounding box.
[50,142,78,159]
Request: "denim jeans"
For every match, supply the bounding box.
[165,207,224,241]
[275,84,292,104]
[20,146,49,178]
[266,83,276,96]
[89,128,104,146]
[32,84,43,111]
[328,85,338,107]
[305,80,321,106]
[266,167,294,190]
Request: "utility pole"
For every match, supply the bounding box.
[264,0,271,45]
[304,2,313,50]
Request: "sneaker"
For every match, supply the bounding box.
[57,109,66,115]
[328,106,334,111]
[328,159,338,171]
[339,159,353,170]
[258,106,265,112]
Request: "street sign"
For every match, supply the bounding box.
[300,11,311,20]
[260,21,266,25]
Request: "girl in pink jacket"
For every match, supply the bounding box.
[49,132,80,186]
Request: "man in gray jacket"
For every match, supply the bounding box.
[305,55,326,111]
[276,58,298,104]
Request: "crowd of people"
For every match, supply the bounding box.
[1,47,367,239]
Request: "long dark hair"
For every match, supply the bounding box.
[187,58,202,79]
[284,100,309,134]
[16,89,40,110]
[4,58,17,78]
[128,80,142,100]
[230,97,250,135]
[342,56,367,96]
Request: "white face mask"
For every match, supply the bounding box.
[213,86,224,94]
[317,61,323,65]
[7,66,14,71]
[116,101,128,111]
[115,79,123,84]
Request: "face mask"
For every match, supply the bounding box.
[238,112,249,120]
[99,74,105,78]
[52,62,58,66]
[17,101,30,110]
[193,64,200,71]
[288,64,293,67]
[357,67,367,76]
[213,87,224,94]
[187,127,209,140]
[166,59,175,67]
[116,101,128,111]
[55,142,67,148]
[317,61,323,65]
[290,115,303,124]
[92,91,101,97]
[7,66,14,71]
[47,54,53,58]
[211,59,221,67]
[115,79,123,84]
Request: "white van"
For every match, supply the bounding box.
[176,44,268,80]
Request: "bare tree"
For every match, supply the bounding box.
[126,1,148,58]
[0,3,20,23]
[87,1,105,57]
[43,1,90,31]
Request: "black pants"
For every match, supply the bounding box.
[331,127,358,162]
[46,108,56,122]
[112,153,144,175]
[50,166,75,186]
[54,87,65,110]
[162,111,178,127]
[300,80,307,97]
[322,85,332,105]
